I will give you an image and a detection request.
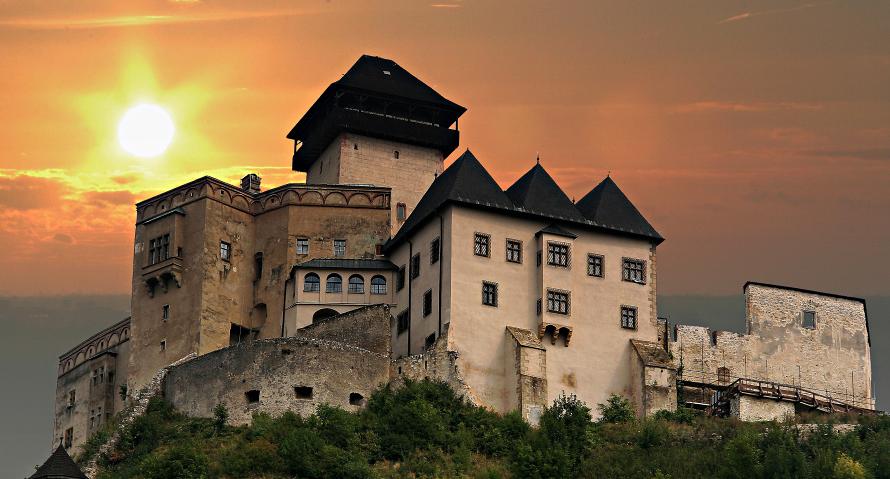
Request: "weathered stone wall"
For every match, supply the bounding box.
[293,304,392,355]
[731,396,795,422]
[164,336,390,425]
[391,326,479,404]
[629,340,677,417]
[671,283,873,410]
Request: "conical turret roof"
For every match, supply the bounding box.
[29,444,88,479]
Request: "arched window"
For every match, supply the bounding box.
[370,275,387,294]
[313,308,339,323]
[304,273,320,292]
[348,275,364,294]
[326,274,342,293]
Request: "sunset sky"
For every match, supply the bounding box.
[1,0,889,297]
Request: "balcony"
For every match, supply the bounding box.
[142,256,184,297]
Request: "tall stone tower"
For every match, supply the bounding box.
[287,55,466,233]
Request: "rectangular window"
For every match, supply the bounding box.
[423,289,433,317]
[296,238,309,255]
[802,311,816,329]
[396,203,407,221]
[547,242,569,267]
[424,333,436,350]
[547,290,569,314]
[333,239,346,257]
[506,239,522,263]
[622,258,646,284]
[254,252,263,281]
[396,310,410,335]
[64,428,73,448]
[161,234,170,261]
[474,233,490,257]
[98,366,104,383]
[587,254,604,277]
[149,238,158,264]
[148,234,171,265]
[160,339,167,352]
[482,282,498,307]
[621,306,637,329]
[430,237,440,264]
[536,250,542,266]
[410,253,421,280]
[294,386,313,399]
[396,266,406,291]
[162,304,169,321]
[68,390,76,407]
[220,241,231,261]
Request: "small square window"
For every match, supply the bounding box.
[587,254,604,277]
[620,306,637,329]
[474,233,490,257]
[295,386,313,399]
[349,392,366,405]
[482,282,498,307]
[423,289,433,317]
[410,253,421,280]
[506,239,522,263]
[430,237,440,264]
[296,238,309,255]
[802,311,816,329]
[220,241,231,261]
[622,258,646,284]
[547,242,569,267]
[245,389,260,404]
[333,239,346,257]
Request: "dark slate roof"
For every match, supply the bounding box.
[506,163,586,221]
[293,258,398,271]
[536,224,578,239]
[30,445,88,479]
[384,151,663,252]
[575,176,662,240]
[335,55,465,112]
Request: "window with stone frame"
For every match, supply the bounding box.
[547,290,569,314]
[296,238,309,255]
[304,273,320,292]
[333,239,347,257]
[148,233,171,265]
[396,266,406,291]
[396,203,407,221]
[620,306,637,329]
[482,282,498,307]
[370,275,387,294]
[547,242,570,267]
[506,239,522,263]
[587,254,604,277]
[410,253,421,280]
[717,366,731,384]
[64,428,73,448]
[802,310,816,329]
[396,310,410,335]
[220,241,231,261]
[326,274,343,293]
[622,258,646,284]
[348,275,365,294]
[423,289,433,317]
[474,233,490,257]
[430,237,441,264]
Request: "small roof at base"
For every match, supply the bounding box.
[630,339,676,369]
[30,445,88,479]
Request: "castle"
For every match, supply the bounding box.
[51,55,876,453]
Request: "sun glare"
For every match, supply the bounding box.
[117,103,175,158]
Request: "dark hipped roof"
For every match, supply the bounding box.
[335,55,465,112]
[30,445,88,479]
[293,258,398,271]
[537,224,578,239]
[506,163,586,221]
[384,150,663,252]
[575,176,661,240]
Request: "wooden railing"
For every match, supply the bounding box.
[711,378,878,416]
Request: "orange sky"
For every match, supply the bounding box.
[0,0,888,296]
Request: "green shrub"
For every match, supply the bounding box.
[212,403,229,434]
[597,394,635,424]
[138,442,209,479]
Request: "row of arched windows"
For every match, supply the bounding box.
[304,273,387,294]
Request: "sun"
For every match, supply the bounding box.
[117,103,175,158]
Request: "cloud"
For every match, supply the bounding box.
[717,2,831,24]
[53,233,73,244]
[672,101,823,114]
[111,174,141,185]
[0,9,310,30]
[81,190,138,206]
[0,175,70,211]
[431,3,462,8]
[806,148,890,162]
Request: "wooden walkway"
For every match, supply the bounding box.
[711,378,877,417]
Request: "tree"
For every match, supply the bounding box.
[597,394,635,424]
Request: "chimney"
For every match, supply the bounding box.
[241,174,261,194]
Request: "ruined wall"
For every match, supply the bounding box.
[671,283,873,410]
[164,336,390,425]
[391,326,478,404]
[293,304,392,355]
[629,339,677,417]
